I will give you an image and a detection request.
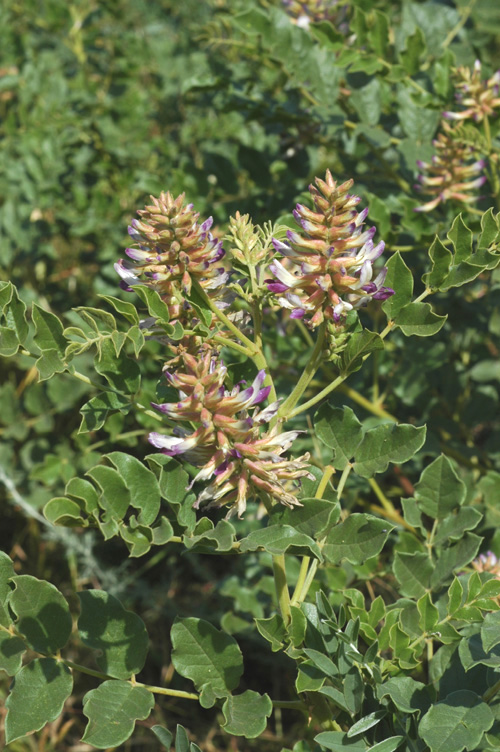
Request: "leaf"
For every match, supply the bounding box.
[254,614,286,652]
[399,26,426,74]
[184,286,213,328]
[394,302,447,337]
[478,208,500,250]
[347,710,387,737]
[482,611,500,653]
[422,237,453,290]
[0,552,16,627]
[448,578,465,615]
[296,661,326,692]
[5,658,73,744]
[431,534,482,588]
[0,632,25,675]
[239,525,322,560]
[314,405,363,470]
[393,552,433,598]
[222,690,272,738]
[433,507,482,544]
[94,339,141,394]
[459,632,500,671]
[353,424,426,478]
[8,575,72,654]
[368,738,404,752]
[447,214,473,264]
[32,303,67,355]
[303,648,338,676]
[43,497,86,527]
[340,330,384,375]
[98,295,140,325]
[105,452,161,526]
[377,676,430,715]
[382,252,414,320]
[175,724,190,752]
[82,680,154,749]
[0,325,21,357]
[289,606,307,647]
[315,731,367,751]
[414,455,466,520]
[146,454,190,503]
[35,349,66,380]
[344,665,364,713]
[417,593,439,632]
[278,498,340,539]
[152,725,173,749]
[86,464,131,520]
[79,392,131,433]
[323,514,393,565]
[78,590,149,679]
[65,477,99,516]
[184,519,236,552]
[418,690,494,752]
[0,282,29,350]
[171,617,243,707]
[133,285,170,323]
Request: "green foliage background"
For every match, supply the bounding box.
[2,0,500,749]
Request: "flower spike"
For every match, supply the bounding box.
[148,349,313,517]
[267,170,393,327]
[115,191,228,298]
[414,121,487,212]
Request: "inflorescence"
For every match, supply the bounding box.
[267,170,393,326]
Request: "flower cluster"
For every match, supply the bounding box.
[115,191,228,303]
[444,60,500,124]
[282,0,349,31]
[472,551,500,578]
[148,349,313,517]
[414,121,487,213]
[267,170,393,327]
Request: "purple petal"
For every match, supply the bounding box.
[267,282,289,293]
[200,216,214,232]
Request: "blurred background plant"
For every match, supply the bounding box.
[2,0,500,749]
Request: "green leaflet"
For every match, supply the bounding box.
[171,617,243,707]
[8,575,72,654]
[419,690,494,752]
[78,590,149,679]
[82,680,154,749]
[5,659,73,744]
[222,690,273,738]
[323,515,394,565]
[353,423,426,478]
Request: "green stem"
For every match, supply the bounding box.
[295,322,397,423]
[193,280,256,352]
[441,0,478,49]
[288,292,435,420]
[193,281,277,404]
[273,554,292,625]
[62,659,199,700]
[287,373,344,421]
[278,323,326,419]
[294,464,353,606]
[368,477,399,517]
[291,465,335,606]
[337,383,398,423]
[484,677,500,704]
[212,333,253,357]
[272,700,308,712]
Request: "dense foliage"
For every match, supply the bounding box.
[2,0,500,750]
